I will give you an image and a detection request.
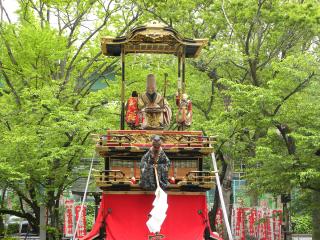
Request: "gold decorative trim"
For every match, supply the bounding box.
[100,21,208,58]
[102,191,206,195]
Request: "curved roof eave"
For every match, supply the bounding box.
[101,21,208,58]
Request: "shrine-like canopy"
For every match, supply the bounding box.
[101,21,208,57]
[100,21,208,130]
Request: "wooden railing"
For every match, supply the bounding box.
[93,169,215,191]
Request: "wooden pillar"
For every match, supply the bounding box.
[121,47,125,130]
[104,157,109,171]
[182,46,186,93]
[178,53,182,95]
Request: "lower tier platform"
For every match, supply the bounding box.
[94,170,216,192]
[80,192,222,240]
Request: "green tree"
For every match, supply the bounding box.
[0,0,140,238]
[1,0,320,239]
[137,0,320,237]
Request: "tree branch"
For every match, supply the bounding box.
[81,60,119,97]
[138,0,170,26]
[10,184,37,210]
[117,8,141,36]
[273,72,315,115]
[87,100,108,115]
[0,61,21,106]
[0,209,28,219]
[221,0,235,33]
[77,51,102,82]
[57,10,112,98]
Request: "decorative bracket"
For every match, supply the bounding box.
[148,233,165,240]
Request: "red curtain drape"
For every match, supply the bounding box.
[81,193,212,240]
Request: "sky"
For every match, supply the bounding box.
[0,0,115,35]
[0,0,105,41]
[1,0,19,22]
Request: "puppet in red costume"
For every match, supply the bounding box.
[126,91,140,129]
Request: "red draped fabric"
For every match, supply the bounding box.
[80,197,106,240]
[81,193,215,240]
[125,97,139,127]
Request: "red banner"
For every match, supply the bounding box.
[214,208,224,235]
[248,209,257,236]
[75,205,87,238]
[233,207,282,240]
[64,200,74,237]
[235,208,246,240]
[272,210,282,240]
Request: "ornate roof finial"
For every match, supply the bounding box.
[145,20,167,28]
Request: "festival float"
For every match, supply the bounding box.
[79,21,233,240]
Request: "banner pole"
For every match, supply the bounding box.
[72,152,95,239]
[211,151,233,240]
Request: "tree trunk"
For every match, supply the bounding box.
[208,152,233,239]
[250,192,259,206]
[209,152,228,231]
[0,215,4,236]
[47,200,61,240]
[46,196,63,240]
[312,190,320,239]
[0,188,5,236]
[283,202,290,240]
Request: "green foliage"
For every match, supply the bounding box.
[0,0,320,237]
[6,223,19,235]
[85,202,96,231]
[0,0,140,237]
[292,215,312,234]
[46,226,61,239]
[135,0,320,236]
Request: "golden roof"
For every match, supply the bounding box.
[101,21,208,58]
